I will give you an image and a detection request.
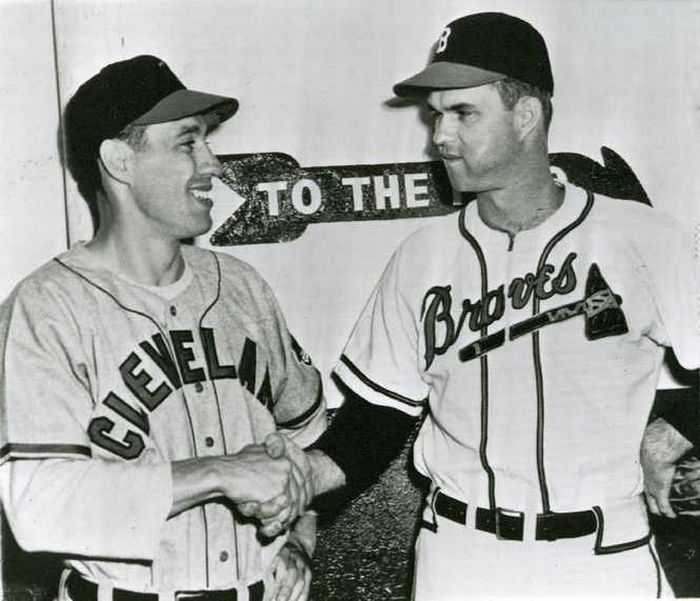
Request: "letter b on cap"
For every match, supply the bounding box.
[437,27,451,53]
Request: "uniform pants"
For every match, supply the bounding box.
[412,515,670,600]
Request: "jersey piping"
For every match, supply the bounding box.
[338,354,425,408]
[458,207,497,510]
[0,442,92,461]
[531,190,595,513]
[54,253,226,587]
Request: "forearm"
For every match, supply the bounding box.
[642,417,694,467]
[170,456,223,517]
[307,449,346,497]
[652,387,700,448]
[309,391,416,495]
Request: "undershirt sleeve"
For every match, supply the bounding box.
[653,385,700,448]
[310,386,418,505]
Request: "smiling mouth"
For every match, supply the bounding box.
[189,189,213,206]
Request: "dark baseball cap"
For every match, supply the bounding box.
[65,55,238,161]
[393,12,553,97]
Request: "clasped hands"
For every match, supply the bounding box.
[233,433,314,537]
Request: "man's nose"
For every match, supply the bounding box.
[432,115,455,148]
[199,145,222,178]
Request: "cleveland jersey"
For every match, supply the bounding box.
[0,244,325,590]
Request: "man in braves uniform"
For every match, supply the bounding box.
[256,12,700,598]
[0,56,324,601]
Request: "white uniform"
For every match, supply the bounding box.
[0,244,325,595]
[334,182,699,598]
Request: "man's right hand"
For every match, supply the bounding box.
[170,444,308,525]
[238,433,314,537]
[217,444,306,509]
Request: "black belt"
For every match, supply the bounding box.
[66,571,264,601]
[434,491,598,541]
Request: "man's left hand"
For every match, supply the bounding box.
[267,538,312,601]
[641,417,694,518]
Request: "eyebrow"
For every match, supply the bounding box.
[426,101,477,113]
[175,123,206,138]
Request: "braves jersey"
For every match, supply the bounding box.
[334,182,699,547]
[0,244,325,591]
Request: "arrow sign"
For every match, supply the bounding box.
[210,152,454,246]
[210,147,649,246]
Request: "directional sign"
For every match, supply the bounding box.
[210,147,650,246]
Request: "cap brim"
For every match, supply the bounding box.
[393,62,507,97]
[131,88,239,126]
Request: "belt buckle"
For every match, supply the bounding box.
[494,507,524,541]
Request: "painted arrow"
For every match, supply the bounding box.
[210,147,649,246]
[210,152,454,246]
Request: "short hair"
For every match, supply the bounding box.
[493,77,553,132]
[65,122,148,232]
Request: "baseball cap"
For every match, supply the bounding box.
[65,54,238,163]
[393,12,553,97]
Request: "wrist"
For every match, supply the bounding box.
[307,449,346,496]
[285,531,314,560]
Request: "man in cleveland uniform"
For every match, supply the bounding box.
[290,12,700,598]
[0,56,324,601]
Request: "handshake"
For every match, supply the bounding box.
[229,432,317,538]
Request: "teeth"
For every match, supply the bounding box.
[190,190,210,201]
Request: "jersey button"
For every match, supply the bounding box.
[194,382,204,393]
[219,551,229,562]
[204,437,214,447]
[169,305,177,316]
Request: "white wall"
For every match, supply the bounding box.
[27,0,700,403]
[0,0,67,301]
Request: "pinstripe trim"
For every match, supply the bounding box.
[532,191,595,514]
[458,208,496,510]
[198,251,228,453]
[0,442,92,461]
[339,354,424,407]
[277,381,324,429]
[648,539,663,598]
[591,505,651,555]
[55,255,218,583]
[197,251,225,586]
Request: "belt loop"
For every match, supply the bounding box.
[97,582,112,601]
[420,486,441,533]
[58,569,72,601]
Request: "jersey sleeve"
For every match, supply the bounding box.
[3,458,171,559]
[0,279,172,559]
[632,212,700,370]
[257,281,326,449]
[0,281,94,463]
[333,249,429,416]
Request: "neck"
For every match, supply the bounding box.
[87,205,185,287]
[476,169,564,236]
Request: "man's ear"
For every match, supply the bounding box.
[98,138,133,186]
[513,96,543,140]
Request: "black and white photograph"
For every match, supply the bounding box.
[1,1,699,599]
